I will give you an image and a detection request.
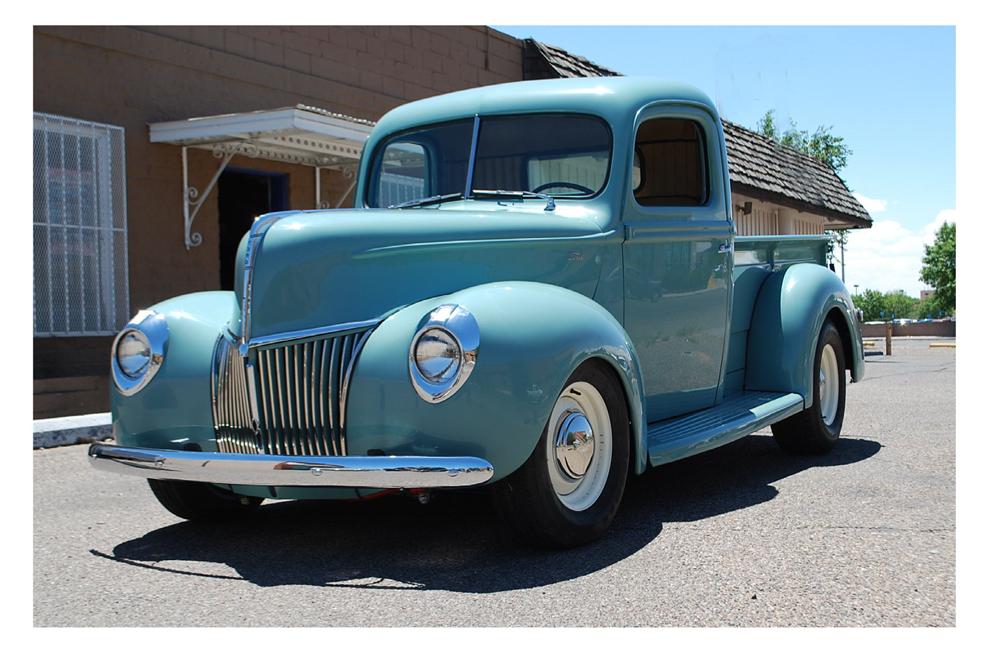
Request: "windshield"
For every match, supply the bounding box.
[367,114,612,208]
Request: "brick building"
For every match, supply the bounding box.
[32,26,870,418]
[33,26,523,417]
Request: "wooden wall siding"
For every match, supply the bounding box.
[792,217,824,235]
[735,205,778,236]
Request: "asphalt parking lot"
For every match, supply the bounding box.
[33,338,955,627]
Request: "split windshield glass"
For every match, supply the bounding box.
[368,114,612,208]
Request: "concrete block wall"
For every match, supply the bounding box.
[33,26,524,418]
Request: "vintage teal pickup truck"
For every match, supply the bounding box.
[91,77,864,547]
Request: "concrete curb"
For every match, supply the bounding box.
[33,412,111,449]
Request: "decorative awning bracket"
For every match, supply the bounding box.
[182,145,238,249]
[315,165,358,210]
[151,105,373,250]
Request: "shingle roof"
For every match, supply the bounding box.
[523,39,623,78]
[523,38,871,227]
[723,120,871,226]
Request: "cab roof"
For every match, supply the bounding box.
[369,76,719,143]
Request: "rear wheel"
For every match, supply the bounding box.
[147,479,263,521]
[772,320,846,454]
[492,360,630,548]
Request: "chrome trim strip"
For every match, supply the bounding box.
[245,317,384,351]
[239,211,301,356]
[88,443,495,488]
[463,114,481,198]
[339,328,374,455]
[244,357,260,435]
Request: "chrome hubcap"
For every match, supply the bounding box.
[545,381,613,512]
[818,344,840,426]
[554,410,595,479]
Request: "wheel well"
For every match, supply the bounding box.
[580,356,638,472]
[826,307,855,377]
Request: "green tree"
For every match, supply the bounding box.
[853,289,885,321]
[884,290,920,320]
[756,110,853,173]
[919,222,956,314]
[853,289,921,321]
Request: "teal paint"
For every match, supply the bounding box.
[346,282,648,478]
[111,291,237,449]
[107,78,864,497]
[622,104,733,421]
[745,262,865,406]
[647,391,804,466]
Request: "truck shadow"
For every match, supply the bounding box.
[91,435,881,593]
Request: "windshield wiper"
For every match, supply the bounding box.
[388,192,465,209]
[471,189,556,211]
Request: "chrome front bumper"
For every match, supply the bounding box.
[88,443,494,488]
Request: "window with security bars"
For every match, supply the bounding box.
[33,113,129,336]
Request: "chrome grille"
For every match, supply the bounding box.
[211,329,373,456]
[212,337,257,454]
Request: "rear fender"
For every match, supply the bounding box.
[745,263,864,407]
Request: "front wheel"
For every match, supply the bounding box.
[147,479,263,521]
[772,319,847,454]
[492,360,630,548]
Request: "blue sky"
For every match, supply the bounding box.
[496,26,956,297]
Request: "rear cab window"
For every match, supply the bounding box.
[632,117,709,207]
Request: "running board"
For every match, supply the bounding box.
[646,391,804,467]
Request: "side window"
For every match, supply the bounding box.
[633,117,708,207]
[377,141,428,206]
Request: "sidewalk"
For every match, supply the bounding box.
[33,412,111,449]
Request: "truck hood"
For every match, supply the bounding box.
[235,201,617,341]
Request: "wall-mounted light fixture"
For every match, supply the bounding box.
[735,201,753,216]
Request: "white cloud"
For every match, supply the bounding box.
[841,209,955,297]
[851,192,888,214]
[931,208,957,229]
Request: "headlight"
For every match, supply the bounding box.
[409,304,479,403]
[111,310,168,396]
[116,331,151,378]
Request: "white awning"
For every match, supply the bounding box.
[149,104,373,168]
[149,105,375,249]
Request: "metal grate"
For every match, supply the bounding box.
[378,173,424,207]
[212,329,373,456]
[33,113,129,336]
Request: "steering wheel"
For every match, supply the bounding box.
[534,181,595,195]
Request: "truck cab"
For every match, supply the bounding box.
[91,77,864,547]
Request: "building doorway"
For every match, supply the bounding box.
[217,168,289,290]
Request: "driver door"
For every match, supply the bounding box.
[622,104,734,422]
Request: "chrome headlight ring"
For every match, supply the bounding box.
[408,304,480,404]
[111,309,169,396]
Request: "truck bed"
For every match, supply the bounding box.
[724,235,832,396]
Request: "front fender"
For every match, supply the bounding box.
[745,263,864,407]
[111,291,238,449]
[346,281,649,480]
